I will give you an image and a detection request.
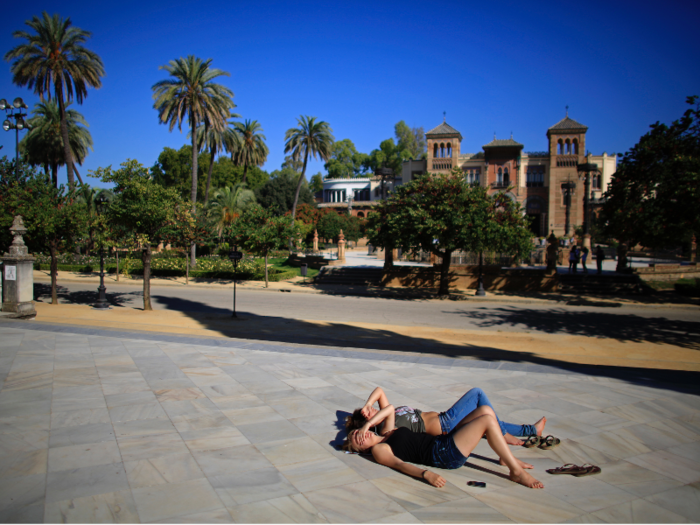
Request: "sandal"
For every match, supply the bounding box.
[522,435,541,448]
[546,464,588,476]
[577,464,601,476]
[538,435,561,449]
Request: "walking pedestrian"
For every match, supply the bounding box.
[581,246,589,273]
[568,245,579,273]
[596,245,605,274]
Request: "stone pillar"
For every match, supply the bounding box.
[1,216,36,317]
[337,230,346,261]
[545,232,559,274]
[313,230,319,253]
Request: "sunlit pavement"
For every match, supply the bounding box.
[1,313,699,522]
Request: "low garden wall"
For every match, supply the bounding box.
[382,265,559,292]
[287,254,330,270]
[633,263,700,282]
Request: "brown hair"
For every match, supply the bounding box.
[341,429,361,453]
[344,408,367,431]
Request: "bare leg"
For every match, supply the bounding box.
[504,433,524,446]
[451,408,543,489]
[535,416,547,436]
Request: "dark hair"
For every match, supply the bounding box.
[345,408,367,431]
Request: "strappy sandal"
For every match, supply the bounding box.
[577,464,601,476]
[546,464,588,476]
[538,435,561,449]
[522,435,541,448]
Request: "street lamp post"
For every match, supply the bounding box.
[93,193,111,309]
[577,158,599,251]
[1,97,31,172]
[561,180,576,236]
[228,246,243,318]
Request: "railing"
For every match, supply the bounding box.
[431,160,452,170]
[556,155,578,167]
[491,180,510,189]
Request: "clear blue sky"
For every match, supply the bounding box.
[1,0,699,188]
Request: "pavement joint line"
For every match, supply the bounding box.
[2,318,699,388]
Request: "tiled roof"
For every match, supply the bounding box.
[482,138,524,148]
[426,122,462,139]
[548,116,588,132]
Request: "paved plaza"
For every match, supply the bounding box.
[1,318,699,523]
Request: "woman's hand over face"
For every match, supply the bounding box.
[361,404,373,419]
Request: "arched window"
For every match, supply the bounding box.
[504,167,509,184]
[440,143,445,158]
[497,167,503,184]
[572,139,578,155]
[357,211,365,218]
[557,139,563,155]
[433,144,438,158]
[446,143,452,158]
[565,139,571,154]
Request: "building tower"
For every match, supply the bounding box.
[425,120,462,173]
[546,112,588,237]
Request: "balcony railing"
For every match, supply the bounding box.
[491,180,510,189]
[556,155,578,167]
[431,160,452,170]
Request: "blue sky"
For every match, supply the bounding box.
[1,0,699,188]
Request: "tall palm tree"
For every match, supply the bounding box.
[5,11,104,187]
[192,111,241,205]
[284,116,334,243]
[76,186,114,255]
[21,100,93,187]
[207,185,256,238]
[232,119,269,185]
[152,55,234,266]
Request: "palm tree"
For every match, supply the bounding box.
[232,119,269,185]
[192,112,241,205]
[152,55,234,266]
[207,185,256,238]
[5,11,104,187]
[284,116,334,247]
[20,100,93,187]
[76,186,114,255]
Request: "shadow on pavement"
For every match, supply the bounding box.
[450,306,700,350]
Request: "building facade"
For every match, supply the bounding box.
[401,116,617,237]
[318,174,402,218]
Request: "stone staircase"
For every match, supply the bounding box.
[313,267,384,286]
[558,273,644,295]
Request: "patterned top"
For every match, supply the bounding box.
[394,406,426,433]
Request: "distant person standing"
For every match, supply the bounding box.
[581,246,589,273]
[568,245,579,273]
[596,246,605,274]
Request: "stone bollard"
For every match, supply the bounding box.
[313,229,319,253]
[337,230,346,261]
[1,216,36,317]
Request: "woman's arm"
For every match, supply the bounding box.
[371,444,446,488]
[362,387,390,418]
[359,405,396,438]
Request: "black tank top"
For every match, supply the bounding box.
[385,427,435,466]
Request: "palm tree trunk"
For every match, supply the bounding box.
[73,164,84,185]
[142,244,152,310]
[55,83,75,187]
[289,150,309,251]
[51,163,58,188]
[204,144,216,205]
[190,115,198,268]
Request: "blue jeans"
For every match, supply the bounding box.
[438,388,537,437]
[431,434,467,469]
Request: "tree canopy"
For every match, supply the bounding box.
[324,138,370,179]
[599,96,700,257]
[254,167,315,215]
[394,121,427,159]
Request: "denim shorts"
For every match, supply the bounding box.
[430,434,467,470]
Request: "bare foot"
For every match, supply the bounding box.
[534,416,547,436]
[510,470,544,489]
[500,458,533,469]
[504,433,524,446]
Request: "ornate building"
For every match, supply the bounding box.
[401,114,617,237]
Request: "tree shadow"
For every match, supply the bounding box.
[449,306,700,350]
[33,283,135,307]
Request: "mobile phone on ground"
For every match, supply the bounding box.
[467,481,486,487]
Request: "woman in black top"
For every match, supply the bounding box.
[342,404,543,489]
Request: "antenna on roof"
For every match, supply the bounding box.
[494,132,496,140]
[510,131,513,139]
[443,111,446,122]
[566,105,569,117]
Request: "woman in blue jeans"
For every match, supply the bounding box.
[346,386,546,446]
[342,403,544,489]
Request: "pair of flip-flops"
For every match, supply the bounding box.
[546,463,601,477]
[522,435,560,449]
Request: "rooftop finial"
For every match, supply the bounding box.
[494,132,496,140]
[566,105,569,117]
[510,131,513,139]
[443,111,446,123]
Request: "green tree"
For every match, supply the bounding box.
[255,168,315,215]
[281,155,303,172]
[151,55,234,266]
[75,185,113,256]
[284,116,335,243]
[232,119,269,185]
[20,100,93,187]
[309,172,324,194]
[394,121,427,159]
[600,96,700,263]
[192,112,241,205]
[228,205,299,287]
[5,11,104,187]
[91,159,194,310]
[367,170,532,296]
[324,138,369,179]
[207,184,256,237]
[366,138,410,197]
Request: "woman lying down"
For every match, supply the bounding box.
[341,404,544,489]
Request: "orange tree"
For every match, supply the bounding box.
[91,159,194,310]
[367,169,532,295]
[228,204,299,288]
